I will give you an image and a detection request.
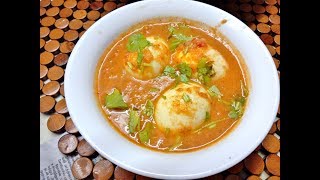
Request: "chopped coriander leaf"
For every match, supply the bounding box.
[168,31,193,51]
[228,97,246,119]
[105,89,128,109]
[168,25,175,35]
[205,111,210,120]
[182,93,191,102]
[180,74,189,83]
[126,33,151,69]
[143,100,154,117]
[128,109,140,133]
[208,123,216,129]
[197,58,215,85]
[150,87,160,92]
[139,123,152,144]
[178,62,192,77]
[173,33,193,42]
[208,85,223,99]
[162,95,167,99]
[163,65,176,78]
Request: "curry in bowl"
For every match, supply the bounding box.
[95,17,249,152]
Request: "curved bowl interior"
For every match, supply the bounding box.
[64,0,280,179]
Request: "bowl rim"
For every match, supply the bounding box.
[64,0,280,179]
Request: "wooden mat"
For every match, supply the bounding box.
[40,0,280,179]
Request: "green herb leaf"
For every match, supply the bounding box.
[208,85,223,99]
[150,87,160,92]
[240,80,249,97]
[143,100,154,117]
[168,25,175,35]
[137,51,143,68]
[178,62,192,77]
[128,109,140,133]
[173,33,193,42]
[182,93,191,102]
[163,65,176,78]
[169,33,193,51]
[205,111,210,120]
[139,123,152,144]
[105,89,128,109]
[180,74,189,83]
[228,97,246,119]
[126,33,151,52]
[208,123,216,129]
[162,95,167,100]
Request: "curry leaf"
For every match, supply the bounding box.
[105,89,128,109]
[128,109,140,133]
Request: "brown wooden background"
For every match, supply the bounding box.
[40,0,280,179]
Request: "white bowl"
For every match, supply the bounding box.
[64,0,280,179]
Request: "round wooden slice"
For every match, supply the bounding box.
[257,23,270,33]
[265,154,280,176]
[247,22,256,31]
[40,7,46,16]
[136,175,152,180]
[269,15,280,24]
[77,139,96,157]
[41,17,56,27]
[252,0,264,4]
[40,80,44,91]
[276,46,280,55]
[73,10,87,20]
[69,19,83,30]
[40,96,56,113]
[58,134,78,154]
[60,83,65,96]
[40,39,45,49]
[262,134,280,153]
[40,0,50,8]
[72,157,93,179]
[277,119,280,131]
[64,30,79,41]
[55,98,68,114]
[48,66,64,81]
[40,64,48,79]
[65,118,78,134]
[90,1,103,10]
[253,5,265,14]
[247,175,261,180]
[267,176,280,180]
[59,8,73,18]
[55,18,69,29]
[274,35,280,45]
[47,114,66,132]
[42,81,60,96]
[44,40,60,52]
[77,1,90,10]
[225,174,242,180]
[266,0,277,5]
[64,0,77,8]
[83,21,95,30]
[244,153,264,175]
[206,173,224,180]
[271,24,280,34]
[54,53,69,66]
[266,5,278,15]
[273,58,280,69]
[117,3,126,8]
[239,3,252,13]
[260,34,274,45]
[87,10,100,21]
[46,7,60,17]
[241,13,255,22]
[227,161,244,174]
[40,27,50,38]
[104,2,117,12]
[40,51,54,65]
[51,0,64,7]
[114,166,135,180]
[49,29,64,40]
[93,159,114,180]
[60,41,75,53]
[268,122,277,134]
[256,14,268,23]
[266,45,276,56]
